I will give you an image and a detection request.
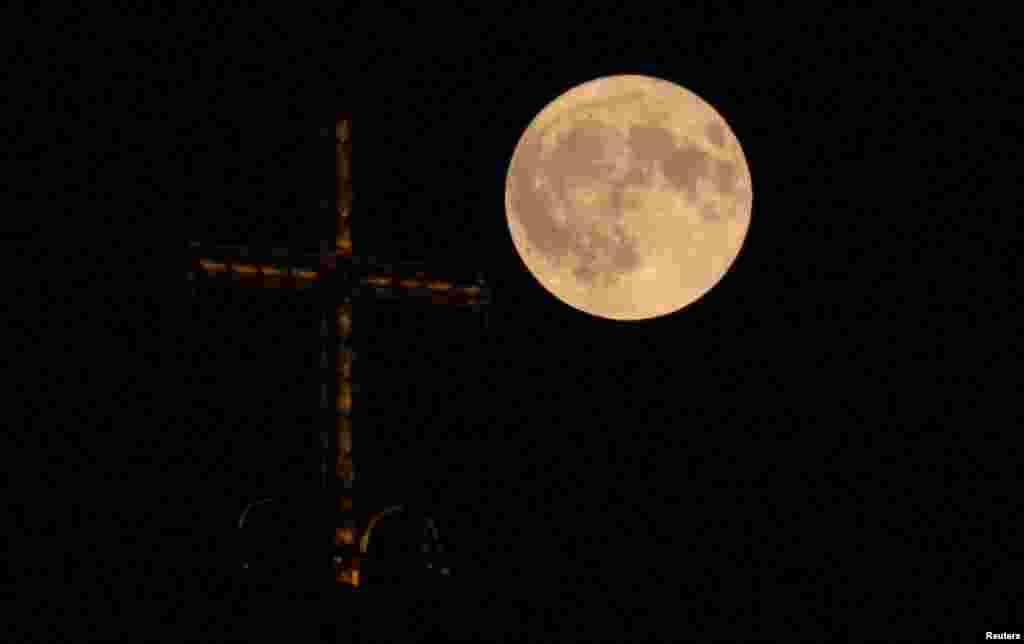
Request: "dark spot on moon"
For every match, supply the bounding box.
[628,125,677,167]
[704,121,726,148]
[661,141,710,202]
[606,227,643,273]
[508,129,574,263]
[700,202,722,222]
[573,263,598,284]
[510,115,643,290]
[712,158,738,196]
[621,165,648,188]
[550,119,623,183]
[614,166,649,211]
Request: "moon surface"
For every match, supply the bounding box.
[505,75,753,320]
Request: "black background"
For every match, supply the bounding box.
[21,4,1016,643]
[187,6,1016,642]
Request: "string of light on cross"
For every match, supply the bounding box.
[187,113,490,589]
[192,257,487,305]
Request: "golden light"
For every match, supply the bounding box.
[337,416,352,446]
[336,451,353,481]
[337,305,353,337]
[198,259,227,273]
[337,382,352,412]
[335,527,356,545]
[335,560,360,586]
[338,495,353,513]
[232,263,259,275]
[338,350,353,380]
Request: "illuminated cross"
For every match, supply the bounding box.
[187,114,490,588]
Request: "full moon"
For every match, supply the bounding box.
[505,75,753,320]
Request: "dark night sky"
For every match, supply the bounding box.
[95,5,1014,641]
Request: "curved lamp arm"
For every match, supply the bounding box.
[359,505,452,578]
[359,505,405,555]
[237,497,275,529]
